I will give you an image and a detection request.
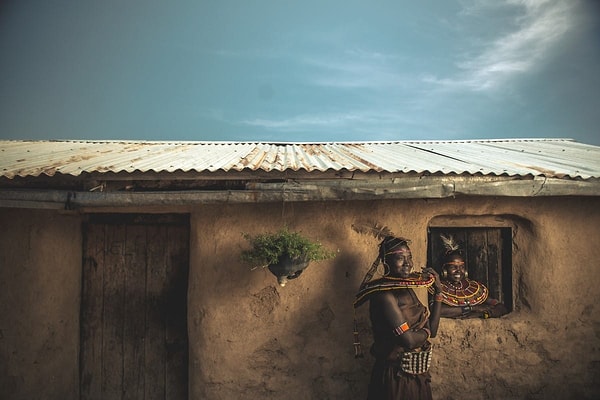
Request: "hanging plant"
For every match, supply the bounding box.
[241,228,336,286]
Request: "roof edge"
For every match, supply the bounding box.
[1,176,598,209]
[0,138,577,145]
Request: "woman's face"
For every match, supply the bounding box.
[386,245,413,278]
[443,255,466,283]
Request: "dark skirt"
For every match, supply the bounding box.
[367,358,433,400]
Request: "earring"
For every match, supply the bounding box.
[464,270,469,279]
[382,262,390,277]
[442,268,448,279]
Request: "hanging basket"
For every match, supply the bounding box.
[240,228,336,286]
[268,254,310,286]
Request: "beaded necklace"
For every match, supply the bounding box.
[354,273,434,308]
[429,278,488,306]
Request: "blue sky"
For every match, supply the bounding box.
[1,0,599,144]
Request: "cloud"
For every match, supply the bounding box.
[241,113,365,131]
[297,45,414,90]
[238,108,447,139]
[302,58,394,89]
[208,1,581,139]
[429,0,575,91]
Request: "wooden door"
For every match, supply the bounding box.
[81,214,189,400]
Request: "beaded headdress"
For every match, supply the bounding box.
[440,233,461,255]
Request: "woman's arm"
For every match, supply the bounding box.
[423,267,442,337]
[440,303,474,318]
[442,299,508,319]
[375,292,430,350]
[475,298,508,318]
[428,295,442,337]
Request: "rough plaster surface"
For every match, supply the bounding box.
[2,196,600,399]
[189,197,600,400]
[0,208,81,400]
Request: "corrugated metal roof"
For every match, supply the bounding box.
[1,138,599,180]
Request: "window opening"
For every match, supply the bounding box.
[427,227,512,312]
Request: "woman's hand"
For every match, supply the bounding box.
[488,303,508,318]
[422,267,443,294]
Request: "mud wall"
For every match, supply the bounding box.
[0,208,81,400]
[189,196,600,400]
[1,195,599,399]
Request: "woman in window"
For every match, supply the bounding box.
[434,234,508,319]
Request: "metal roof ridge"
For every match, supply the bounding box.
[0,138,577,145]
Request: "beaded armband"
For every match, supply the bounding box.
[393,322,410,336]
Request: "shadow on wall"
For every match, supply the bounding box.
[243,248,371,399]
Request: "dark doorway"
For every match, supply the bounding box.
[80,214,189,400]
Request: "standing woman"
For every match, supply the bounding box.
[354,236,443,400]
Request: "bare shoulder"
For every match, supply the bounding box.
[370,290,396,304]
[373,289,411,306]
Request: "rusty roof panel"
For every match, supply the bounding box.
[1,139,599,180]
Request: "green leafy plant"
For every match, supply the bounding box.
[241,228,336,269]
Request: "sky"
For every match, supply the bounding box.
[1,0,599,145]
